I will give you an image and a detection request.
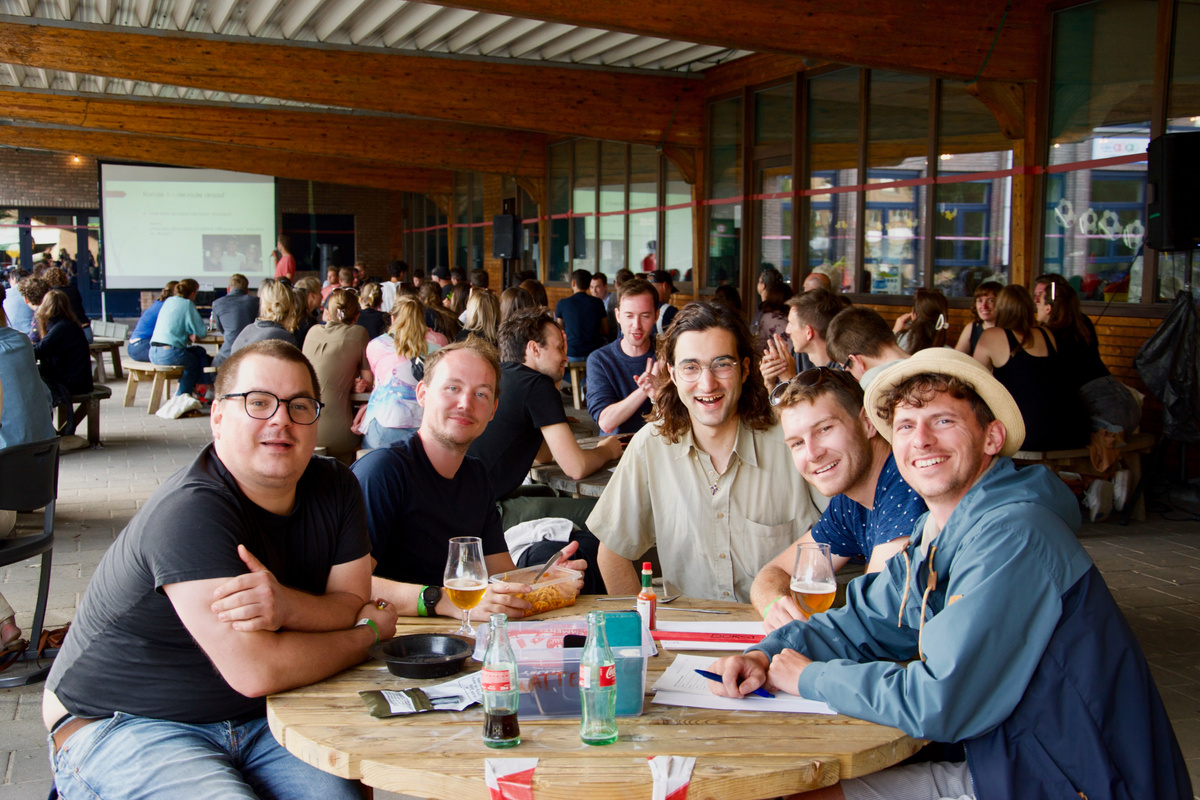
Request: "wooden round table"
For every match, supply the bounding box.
[267,597,922,800]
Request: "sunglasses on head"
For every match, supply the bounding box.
[769,366,863,407]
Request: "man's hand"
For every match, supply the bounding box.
[359,599,398,642]
[705,651,770,698]
[765,648,813,696]
[211,545,289,632]
[634,358,662,403]
[760,334,796,388]
[762,595,810,633]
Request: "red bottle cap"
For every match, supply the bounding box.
[642,562,652,572]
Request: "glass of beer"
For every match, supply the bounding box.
[444,536,488,637]
[791,542,836,617]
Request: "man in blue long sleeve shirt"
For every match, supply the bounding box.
[710,348,1189,800]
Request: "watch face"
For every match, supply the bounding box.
[423,586,441,607]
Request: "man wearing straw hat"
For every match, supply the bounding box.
[709,349,1189,800]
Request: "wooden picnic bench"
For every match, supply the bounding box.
[56,385,112,447]
[123,361,185,415]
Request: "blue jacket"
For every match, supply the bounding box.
[753,458,1190,800]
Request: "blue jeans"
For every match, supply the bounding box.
[149,344,209,396]
[127,338,151,362]
[49,712,362,800]
[362,419,418,450]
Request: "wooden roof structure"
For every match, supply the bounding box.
[0,0,1050,190]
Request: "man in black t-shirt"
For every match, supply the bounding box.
[555,268,608,361]
[354,338,586,620]
[42,340,397,800]
[467,308,623,500]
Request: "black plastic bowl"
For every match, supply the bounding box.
[369,633,472,679]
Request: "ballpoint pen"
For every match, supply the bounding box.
[693,668,774,698]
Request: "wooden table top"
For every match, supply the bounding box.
[267,597,922,800]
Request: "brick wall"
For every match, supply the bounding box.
[275,178,397,280]
[0,149,99,207]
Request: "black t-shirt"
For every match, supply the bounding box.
[352,434,506,585]
[357,308,390,340]
[556,291,606,358]
[47,445,370,724]
[466,361,568,499]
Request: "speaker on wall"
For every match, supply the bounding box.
[492,215,522,259]
[1147,131,1200,252]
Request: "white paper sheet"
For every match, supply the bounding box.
[653,620,766,651]
[650,654,835,715]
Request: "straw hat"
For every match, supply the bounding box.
[863,348,1026,458]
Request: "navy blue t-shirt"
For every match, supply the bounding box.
[556,291,607,359]
[810,453,926,561]
[585,338,656,435]
[351,434,506,586]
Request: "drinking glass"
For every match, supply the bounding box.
[790,542,837,616]
[444,536,488,637]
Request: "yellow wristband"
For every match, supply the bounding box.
[356,617,380,645]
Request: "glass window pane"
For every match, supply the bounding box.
[630,144,659,275]
[573,139,598,274]
[756,164,793,281]
[934,80,1013,296]
[1047,0,1154,302]
[866,71,929,296]
[755,83,794,148]
[549,142,571,283]
[598,141,627,278]
[454,173,470,271]
[665,159,694,282]
[0,208,18,271]
[807,69,860,293]
[708,96,743,288]
[471,175,484,271]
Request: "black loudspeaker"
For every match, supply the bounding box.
[493,215,522,259]
[572,217,588,259]
[1147,131,1200,251]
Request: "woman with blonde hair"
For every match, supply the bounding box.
[445,283,470,317]
[357,295,443,449]
[303,288,372,462]
[231,279,297,353]
[356,283,389,339]
[456,289,501,346]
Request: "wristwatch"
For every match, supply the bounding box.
[418,585,442,617]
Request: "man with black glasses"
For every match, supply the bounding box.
[43,339,396,800]
[588,301,820,601]
[751,368,924,631]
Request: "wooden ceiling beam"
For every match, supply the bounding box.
[437,0,1045,81]
[0,123,455,193]
[0,19,704,147]
[0,88,547,176]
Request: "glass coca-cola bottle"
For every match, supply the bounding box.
[579,610,618,745]
[481,613,520,748]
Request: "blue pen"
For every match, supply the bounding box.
[694,668,774,698]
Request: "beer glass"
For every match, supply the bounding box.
[444,537,488,637]
[790,542,836,616]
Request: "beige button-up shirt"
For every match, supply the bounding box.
[587,419,820,603]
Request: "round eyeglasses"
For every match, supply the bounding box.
[673,357,740,383]
[221,391,324,425]
[769,366,863,407]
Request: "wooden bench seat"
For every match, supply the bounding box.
[566,361,587,410]
[56,385,113,447]
[1012,431,1156,520]
[124,361,184,415]
[89,341,124,382]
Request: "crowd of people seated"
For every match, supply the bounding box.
[3,251,1181,800]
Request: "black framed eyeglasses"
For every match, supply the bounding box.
[221,391,324,425]
[769,366,863,407]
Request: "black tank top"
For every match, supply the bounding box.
[993,328,1090,451]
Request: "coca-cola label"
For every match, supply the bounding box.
[579,663,616,688]
[481,668,512,692]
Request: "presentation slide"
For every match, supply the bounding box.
[100,164,277,290]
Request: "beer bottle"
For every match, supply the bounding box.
[579,610,618,745]
[481,613,520,748]
[636,562,657,630]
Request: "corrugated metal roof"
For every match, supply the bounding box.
[0,0,750,106]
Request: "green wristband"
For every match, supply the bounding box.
[357,618,380,644]
[416,586,429,617]
[763,595,784,616]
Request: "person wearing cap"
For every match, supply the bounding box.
[750,367,925,632]
[430,266,452,300]
[649,269,678,334]
[709,348,1190,800]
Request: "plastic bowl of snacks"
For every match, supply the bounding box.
[370,633,472,679]
[490,564,582,616]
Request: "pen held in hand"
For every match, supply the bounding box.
[694,668,774,699]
